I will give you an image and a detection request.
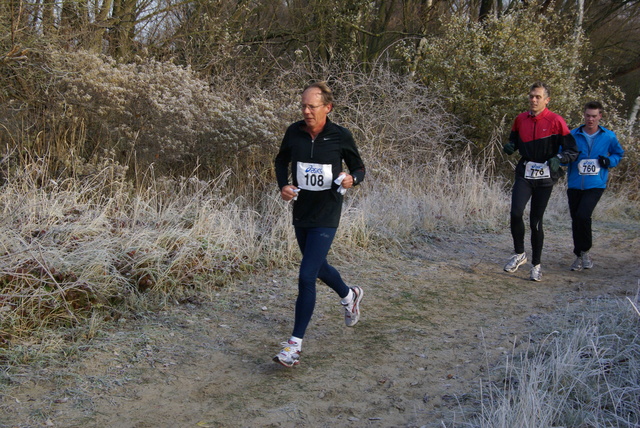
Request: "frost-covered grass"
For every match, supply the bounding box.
[2,150,638,344]
[0,153,502,340]
[474,296,640,428]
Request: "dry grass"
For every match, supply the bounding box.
[1,149,639,427]
[0,159,298,345]
[476,294,640,428]
[2,152,638,343]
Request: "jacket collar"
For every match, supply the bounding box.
[528,108,550,120]
[576,124,603,136]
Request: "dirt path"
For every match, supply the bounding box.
[2,221,639,428]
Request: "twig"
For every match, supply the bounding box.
[626,297,640,317]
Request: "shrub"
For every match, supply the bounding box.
[52,50,285,176]
[399,4,624,153]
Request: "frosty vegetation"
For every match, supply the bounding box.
[1,2,639,426]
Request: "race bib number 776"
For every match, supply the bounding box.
[524,161,551,179]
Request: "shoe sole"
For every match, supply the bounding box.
[273,356,299,368]
[504,258,527,273]
[345,286,363,327]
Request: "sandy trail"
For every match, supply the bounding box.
[1,221,638,427]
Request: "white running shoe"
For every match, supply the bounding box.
[343,286,363,327]
[504,253,527,273]
[273,340,301,368]
[581,251,593,269]
[530,264,542,282]
[570,256,583,271]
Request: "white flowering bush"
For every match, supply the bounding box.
[52,50,282,175]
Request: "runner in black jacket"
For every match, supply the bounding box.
[273,82,366,368]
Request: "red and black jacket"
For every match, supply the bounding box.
[509,108,578,185]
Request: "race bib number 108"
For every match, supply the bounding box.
[296,162,333,191]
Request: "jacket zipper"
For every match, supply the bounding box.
[583,131,591,190]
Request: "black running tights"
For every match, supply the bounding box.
[510,178,554,266]
[567,187,604,257]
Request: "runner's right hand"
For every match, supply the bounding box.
[280,185,299,201]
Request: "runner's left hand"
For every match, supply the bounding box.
[548,156,560,173]
[598,155,610,168]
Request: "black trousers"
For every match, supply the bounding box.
[567,188,605,257]
[510,177,554,266]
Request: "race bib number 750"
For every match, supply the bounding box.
[296,162,333,191]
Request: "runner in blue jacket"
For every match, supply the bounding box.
[566,101,624,271]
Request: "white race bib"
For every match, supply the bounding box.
[524,161,551,179]
[296,162,333,191]
[578,159,601,176]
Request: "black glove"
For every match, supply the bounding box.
[598,155,610,168]
[503,141,515,155]
[548,156,561,173]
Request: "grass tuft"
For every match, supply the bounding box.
[476,295,640,428]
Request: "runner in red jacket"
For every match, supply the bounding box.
[502,82,578,281]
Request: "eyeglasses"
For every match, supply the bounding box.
[300,104,325,111]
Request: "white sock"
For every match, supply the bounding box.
[340,289,354,306]
[289,336,302,350]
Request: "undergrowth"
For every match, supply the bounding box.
[475,294,640,428]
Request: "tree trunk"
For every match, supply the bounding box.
[574,0,584,43]
[88,0,115,53]
[41,0,55,37]
[110,0,137,60]
[479,0,493,22]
